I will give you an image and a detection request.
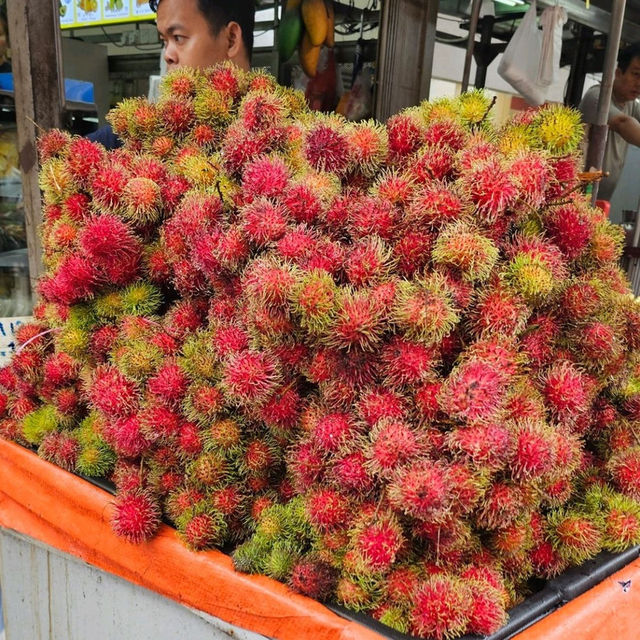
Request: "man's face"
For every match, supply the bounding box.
[156,0,229,71]
[614,56,640,103]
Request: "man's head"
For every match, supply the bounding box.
[150,0,254,72]
[614,42,640,103]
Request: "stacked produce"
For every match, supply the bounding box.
[278,0,335,76]
[3,63,640,639]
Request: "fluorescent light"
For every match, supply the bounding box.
[495,0,525,5]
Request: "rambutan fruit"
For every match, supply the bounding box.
[386,111,425,162]
[412,143,456,182]
[534,104,583,155]
[90,164,130,211]
[38,129,71,162]
[281,182,324,225]
[393,230,433,277]
[542,361,590,424]
[38,431,80,470]
[122,177,163,224]
[446,423,513,472]
[242,258,298,309]
[335,577,374,612]
[242,154,290,200]
[289,557,337,600]
[344,236,394,287]
[210,323,249,359]
[331,451,374,493]
[608,447,640,499]
[545,203,594,260]
[388,458,451,522]
[432,222,499,283]
[159,97,195,136]
[408,183,467,228]
[466,582,508,636]
[112,490,161,544]
[66,138,105,186]
[147,361,188,406]
[87,366,139,418]
[381,337,437,388]
[323,289,385,352]
[62,192,92,222]
[352,513,406,572]
[371,170,416,208]
[180,509,226,550]
[306,488,351,531]
[139,405,182,442]
[439,359,505,423]
[238,89,285,131]
[579,320,622,364]
[346,120,388,177]
[290,269,338,335]
[410,575,471,640]
[313,412,358,453]
[79,214,140,265]
[259,386,301,433]
[547,510,602,564]
[44,255,98,305]
[104,414,151,459]
[475,481,529,530]
[367,418,424,477]
[599,491,640,551]
[241,197,289,246]
[510,420,557,481]
[357,388,406,427]
[413,379,443,424]
[221,350,279,406]
[188,450,230,489]
[304,116,351,174]
[471,284,530,336]
[276,225,318,263]
[392,274,459,346]
[289,441,325,490]
[348,196,398,241]
[463,159,518,222]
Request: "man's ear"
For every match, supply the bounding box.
[226,21,243,59]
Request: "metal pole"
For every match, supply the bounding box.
[461,0,482,93]
[586,0,626,204]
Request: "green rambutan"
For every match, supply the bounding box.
[547,509,602,564]
[432,222,499,283]
[392,274,459,345]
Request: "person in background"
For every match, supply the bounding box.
[580,42,640,201]
[0,12,12,73]
[88,0,254,150]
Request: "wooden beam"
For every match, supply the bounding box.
[375,0,439,121]
[6,0,65,288]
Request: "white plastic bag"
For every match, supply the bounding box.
[497,0,546,106]
[537,5,567,87]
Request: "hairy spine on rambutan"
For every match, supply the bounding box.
[112,490,161,543]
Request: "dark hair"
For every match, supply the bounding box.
[618,42,640,73]
[149,0,255,58]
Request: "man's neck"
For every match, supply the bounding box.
[612,84,628,108]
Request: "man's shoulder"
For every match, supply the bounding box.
[86,124,122,151]
[579,84,600,109]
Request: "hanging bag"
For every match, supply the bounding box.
[497,0,546,106]
[537,4,568,86]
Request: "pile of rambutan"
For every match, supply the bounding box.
[3,62,640,638]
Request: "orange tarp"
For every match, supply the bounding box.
[0,438,384,640]
[2,436,640,640]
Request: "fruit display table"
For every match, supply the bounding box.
[2,439,640,640]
